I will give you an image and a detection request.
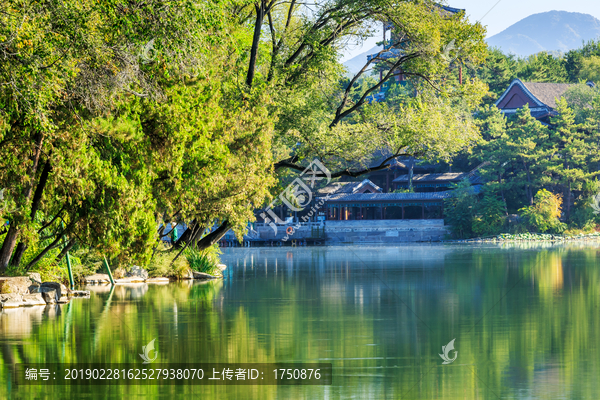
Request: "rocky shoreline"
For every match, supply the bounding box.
[83,264,226,285]
[0,273,90,310]
[0,264,226,310]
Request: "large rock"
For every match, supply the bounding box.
[39,287,59,304]
[60,283,72,296]
[22,293,46,306]
[40,282,62,299]
[0,277,33,295]
[0,293,23,308]
[125,266,148,280]
[192,271,218,280]
[27,272,42,285]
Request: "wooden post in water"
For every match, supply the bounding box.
[61,222,75,290]
[103,256,116,286]
[66,253,75,290]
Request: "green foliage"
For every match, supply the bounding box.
[444,179,478,238]
[472,193,507,236]
[578,55,600,83]
[0,0,491,271]
[185,245,222,276]
[519,189,566,234]
[146,247,189,279]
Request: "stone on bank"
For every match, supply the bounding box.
[0,275,90,309]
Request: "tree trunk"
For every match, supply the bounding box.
[566,182,572,220]
[55,238,76,264]
[196,221,232,251]
[24,234,63,272]
[246,1,265,87]
[170,223,202,267]
[10,158,52,267]
[0,134,44,272]
[0,227,20,271]
[172,219,197,249]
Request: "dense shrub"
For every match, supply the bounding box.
[444,179,478,238]
[519,189,566,233]
[472,193,507,236]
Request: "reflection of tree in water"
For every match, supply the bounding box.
[3,246,600,398]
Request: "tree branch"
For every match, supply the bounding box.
[273,148,418,179]
[195,220,232,250]
[330,52,421,127]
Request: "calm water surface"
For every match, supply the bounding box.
[2,243,600,399]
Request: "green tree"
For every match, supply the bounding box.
[505,106,551,206]
[547,98,589,220]
[578,55,600,83]
[519,189,565,233]
[444,179,478,238]
[472,192,507,237]
[516,52,568,83]
[0,0,490,273]
[476,48,520,101]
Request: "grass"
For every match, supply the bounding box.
[185,244,222,277]
[146,245,190,278]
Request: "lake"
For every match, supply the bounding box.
[2,243,600,399]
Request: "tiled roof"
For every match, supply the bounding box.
[522,82,573,109]
[393,158,437,171]
[316,179,382,196]
[326,192,452,201]
[392,162,489,184]
[324,185,483,202]
[392,172,465,183]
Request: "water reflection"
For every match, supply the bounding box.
[1,244,599,399]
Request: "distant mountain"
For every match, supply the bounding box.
[343,45,381,76]
[487,11,600,58]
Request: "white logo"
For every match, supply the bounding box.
[140,39,156,64]
[260,159,331,236]
[441,39,457,62]
[139,338,158,364]
[439,339,458,364]
[591,193,600,214]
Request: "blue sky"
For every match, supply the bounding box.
[341,0,600,61]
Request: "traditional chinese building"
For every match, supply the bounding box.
[323,191,449,221]
[362,157,437,193]
[367,5,465,102]
[392,163,486,192]
[495,78,594,123]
